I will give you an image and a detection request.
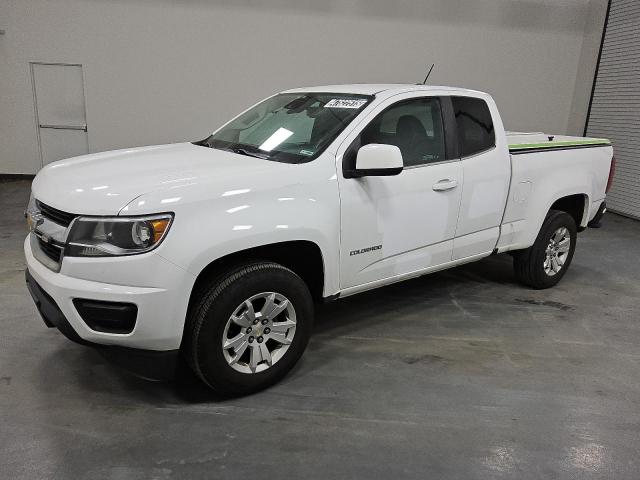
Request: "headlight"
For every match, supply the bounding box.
[25,193,41,231]
[65,214,173,257]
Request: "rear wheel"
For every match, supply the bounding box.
[513,210,577,289]
[184,262,313,395]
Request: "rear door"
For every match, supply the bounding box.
[449,96,511,260]
[336,93,463,291]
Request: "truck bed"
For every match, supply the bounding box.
[507,132,611,155]
[496,131,613,254]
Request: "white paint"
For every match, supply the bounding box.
[451,96,512,259]
[355,144,403,171]
[24,84,613,351]
[497,143,612,252]
[335,88,464,288]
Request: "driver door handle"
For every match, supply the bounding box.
[432,179,458,191]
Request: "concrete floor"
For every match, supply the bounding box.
[1,178,640,479]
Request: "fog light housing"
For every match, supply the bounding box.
[73,298,138,334]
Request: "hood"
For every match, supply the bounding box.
[31,143,289,215]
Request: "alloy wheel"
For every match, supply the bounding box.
[544,227,571,276]
[222,292,297,374]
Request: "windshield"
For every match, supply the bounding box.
[197,92,373,163]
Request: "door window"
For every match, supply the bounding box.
[451,97,495,157]
[359,98,446,167]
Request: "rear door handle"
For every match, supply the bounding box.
[432,179,458,191]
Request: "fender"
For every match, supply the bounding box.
[120,151,342,297]
[497,145,612,252]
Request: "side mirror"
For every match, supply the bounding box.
[349,144,403,178]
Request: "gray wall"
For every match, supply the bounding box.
[567,0,610,135]
[0,0,606,174]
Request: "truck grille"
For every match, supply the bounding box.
[37,237,64,263]
[36,200,77,227]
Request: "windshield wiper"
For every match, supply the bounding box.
[197,138,272,160]
[231,147,270,160]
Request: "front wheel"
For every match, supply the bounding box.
[184,262,314,396]
[513,210,577,289]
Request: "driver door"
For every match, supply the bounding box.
[337,94,463,292]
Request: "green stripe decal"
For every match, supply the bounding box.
[509,139,611,151]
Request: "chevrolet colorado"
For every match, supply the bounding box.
[24,84,615,394]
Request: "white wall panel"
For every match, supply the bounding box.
[0,0,604,174]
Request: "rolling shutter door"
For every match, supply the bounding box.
[586,0,640,219]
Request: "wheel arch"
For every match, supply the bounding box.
[186,240,326,317]
[498,189,592,253]
[549,193,589,229]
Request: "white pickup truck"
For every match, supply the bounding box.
[24,84,615,394]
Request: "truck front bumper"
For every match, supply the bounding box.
[24,235,196,379]
[25,270,178,380]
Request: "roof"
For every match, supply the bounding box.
[282,84,485,97]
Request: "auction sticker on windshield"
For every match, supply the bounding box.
[324,98,368,109]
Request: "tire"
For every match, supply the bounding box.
[513,210,577,289]
[183,262,313,396]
